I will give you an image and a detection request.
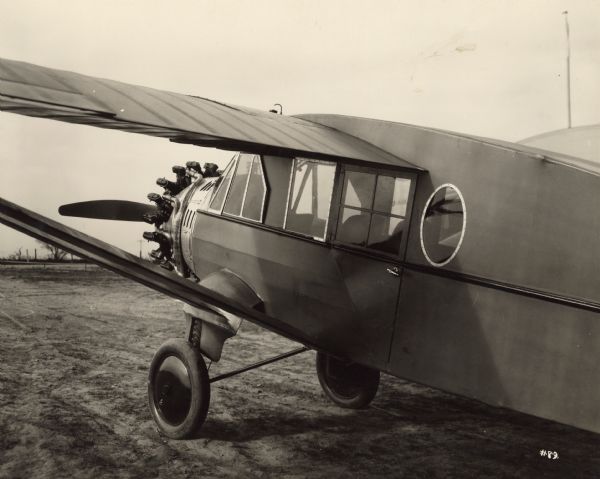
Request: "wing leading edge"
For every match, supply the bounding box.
[0,57,419,170]
[0,197,316,347]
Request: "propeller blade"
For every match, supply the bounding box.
[58,200,157,222]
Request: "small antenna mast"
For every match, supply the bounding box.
[563,10,572,128]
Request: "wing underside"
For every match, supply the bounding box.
[0,57,419,170]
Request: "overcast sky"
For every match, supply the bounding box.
[1,0,599,257]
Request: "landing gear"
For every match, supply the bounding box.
[148,339,210,439]
[147,330,309,439]
[316,352,380,409]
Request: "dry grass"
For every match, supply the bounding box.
[0,265,599,478]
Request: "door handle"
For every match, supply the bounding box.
[386,266,400,277]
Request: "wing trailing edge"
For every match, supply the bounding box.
[0,57,420,170]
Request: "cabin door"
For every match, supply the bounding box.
[330,165,416,369]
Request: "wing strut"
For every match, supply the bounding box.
[0,197,315,346]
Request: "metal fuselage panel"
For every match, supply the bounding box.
[188,213,401,370]
[299,114,600,301]
[296,114,600,433]
[392,269,600,433]
[181,117,600,433]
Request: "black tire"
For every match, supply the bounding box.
[316,352,380,409]
[148,338,210,439]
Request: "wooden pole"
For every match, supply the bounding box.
[563,11,572,128]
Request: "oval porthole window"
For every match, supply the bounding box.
[420,184,466,267]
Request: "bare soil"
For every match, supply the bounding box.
[0,264,599,478]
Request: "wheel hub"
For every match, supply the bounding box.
[153,355,191,426]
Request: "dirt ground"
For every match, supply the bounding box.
[0,264,599,478]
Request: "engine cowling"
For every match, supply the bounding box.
[143,162,220,276]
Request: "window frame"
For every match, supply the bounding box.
[209,153,268,223]
[282,157,337,242]
[208,154,238,215]
[332,164,417,259]
[237,154,268,223]
[419,183,466,267]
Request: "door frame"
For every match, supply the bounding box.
[328,163,420,367]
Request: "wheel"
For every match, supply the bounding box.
[316,351,380,409]
[148,338,210,439]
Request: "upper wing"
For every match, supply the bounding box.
[0,57,418,170]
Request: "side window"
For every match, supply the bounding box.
[336,169,412,255]
[284,159,336,240]
[420,184,466,266]
[223,154,252,216]
[211,153,266,221]
[209,156,236,213]
[209,153,337,242]
[241,158,267,220]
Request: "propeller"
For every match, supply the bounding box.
[57,163,208,270]
[58,200,158,222]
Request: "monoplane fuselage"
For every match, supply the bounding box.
[2,57,599,436]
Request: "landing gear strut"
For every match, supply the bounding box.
[316,352,380,409]
[147,314,309,439]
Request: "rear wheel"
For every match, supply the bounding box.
[148,338,210,439]
[316,352,379,409]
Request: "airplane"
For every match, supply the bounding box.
[1,57,600,440]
